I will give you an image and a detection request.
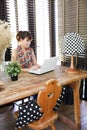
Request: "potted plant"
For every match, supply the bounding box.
[6,62,21,81]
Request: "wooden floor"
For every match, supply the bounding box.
[22,100,87,130]
[80,100,87,130]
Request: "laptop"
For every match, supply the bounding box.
[28,56,58,75]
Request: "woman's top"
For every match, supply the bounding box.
[16,45,34,68]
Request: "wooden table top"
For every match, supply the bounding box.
[0,65,87,106]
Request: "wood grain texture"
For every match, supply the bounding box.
[1,65,87,130]
[28,79,61,130]
[0,81,4,86]
[0,66,87,106]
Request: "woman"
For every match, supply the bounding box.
[12,31,40,72]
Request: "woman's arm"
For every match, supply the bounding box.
[32,49,37,65]
[30,49,41,70]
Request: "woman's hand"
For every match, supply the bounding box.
[29,64,41,70]
[21,68,29,72]
[21,64,41,72]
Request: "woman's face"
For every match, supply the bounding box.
[20,37,32,48]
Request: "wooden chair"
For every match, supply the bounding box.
[15,79,62,130]
[28,79,62,130]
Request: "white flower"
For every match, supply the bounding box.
[0,19,11,63]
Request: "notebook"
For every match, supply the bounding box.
[28,56,58,75]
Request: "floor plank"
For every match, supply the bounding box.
[22,100,87,130]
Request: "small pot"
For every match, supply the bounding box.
[11,75,18,81]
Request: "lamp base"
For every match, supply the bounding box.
[65,68,79,73]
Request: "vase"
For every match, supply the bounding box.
[0,49,6,81]
[0,61,10,82]
[11,75,18,81]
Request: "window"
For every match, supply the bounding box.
[6,0,17,49]
[5,0,58,64]
[17,0,28,31]
[6,0,28,49]
[36,0,50,64]
[36,0,58,64]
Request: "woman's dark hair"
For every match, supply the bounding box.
[16,31,32,42]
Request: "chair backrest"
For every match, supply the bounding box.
[37,79,62,121]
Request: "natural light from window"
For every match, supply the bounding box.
[17,0,28,31]
[36,0,50,64]
[6,0,28,50]
[6,0,58,64]
[6,0,17,49]
[55,0,58,56]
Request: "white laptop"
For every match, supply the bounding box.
[28,56,58,75]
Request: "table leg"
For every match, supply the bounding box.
[69,81,81,130]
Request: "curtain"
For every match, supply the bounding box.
[58,0,87,100]
[14,0,19,32]
[78,0,87,100]
[49,0,56,56]
[27,0,37,56]
[0,0,7,21]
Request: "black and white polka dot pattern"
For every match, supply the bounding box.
[15,88,66,129]
[54,87,66,110]
[15,98,42,129]
[61,32,85,55]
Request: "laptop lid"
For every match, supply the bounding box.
[29,56,58,74]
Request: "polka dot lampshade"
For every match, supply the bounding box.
[61,32,85,55]
[61,32,85,73]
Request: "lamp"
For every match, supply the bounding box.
[61,32,85,73]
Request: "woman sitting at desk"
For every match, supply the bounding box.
[12,31,65,129]
[12,31,40,71]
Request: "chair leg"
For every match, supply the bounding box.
[35,129,41,130]
[51,124,56,130]
[18,128,22,130]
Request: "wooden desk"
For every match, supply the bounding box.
[0,66,87,130]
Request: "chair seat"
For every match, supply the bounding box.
[28,112,58,129]
[15,79,62,130]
